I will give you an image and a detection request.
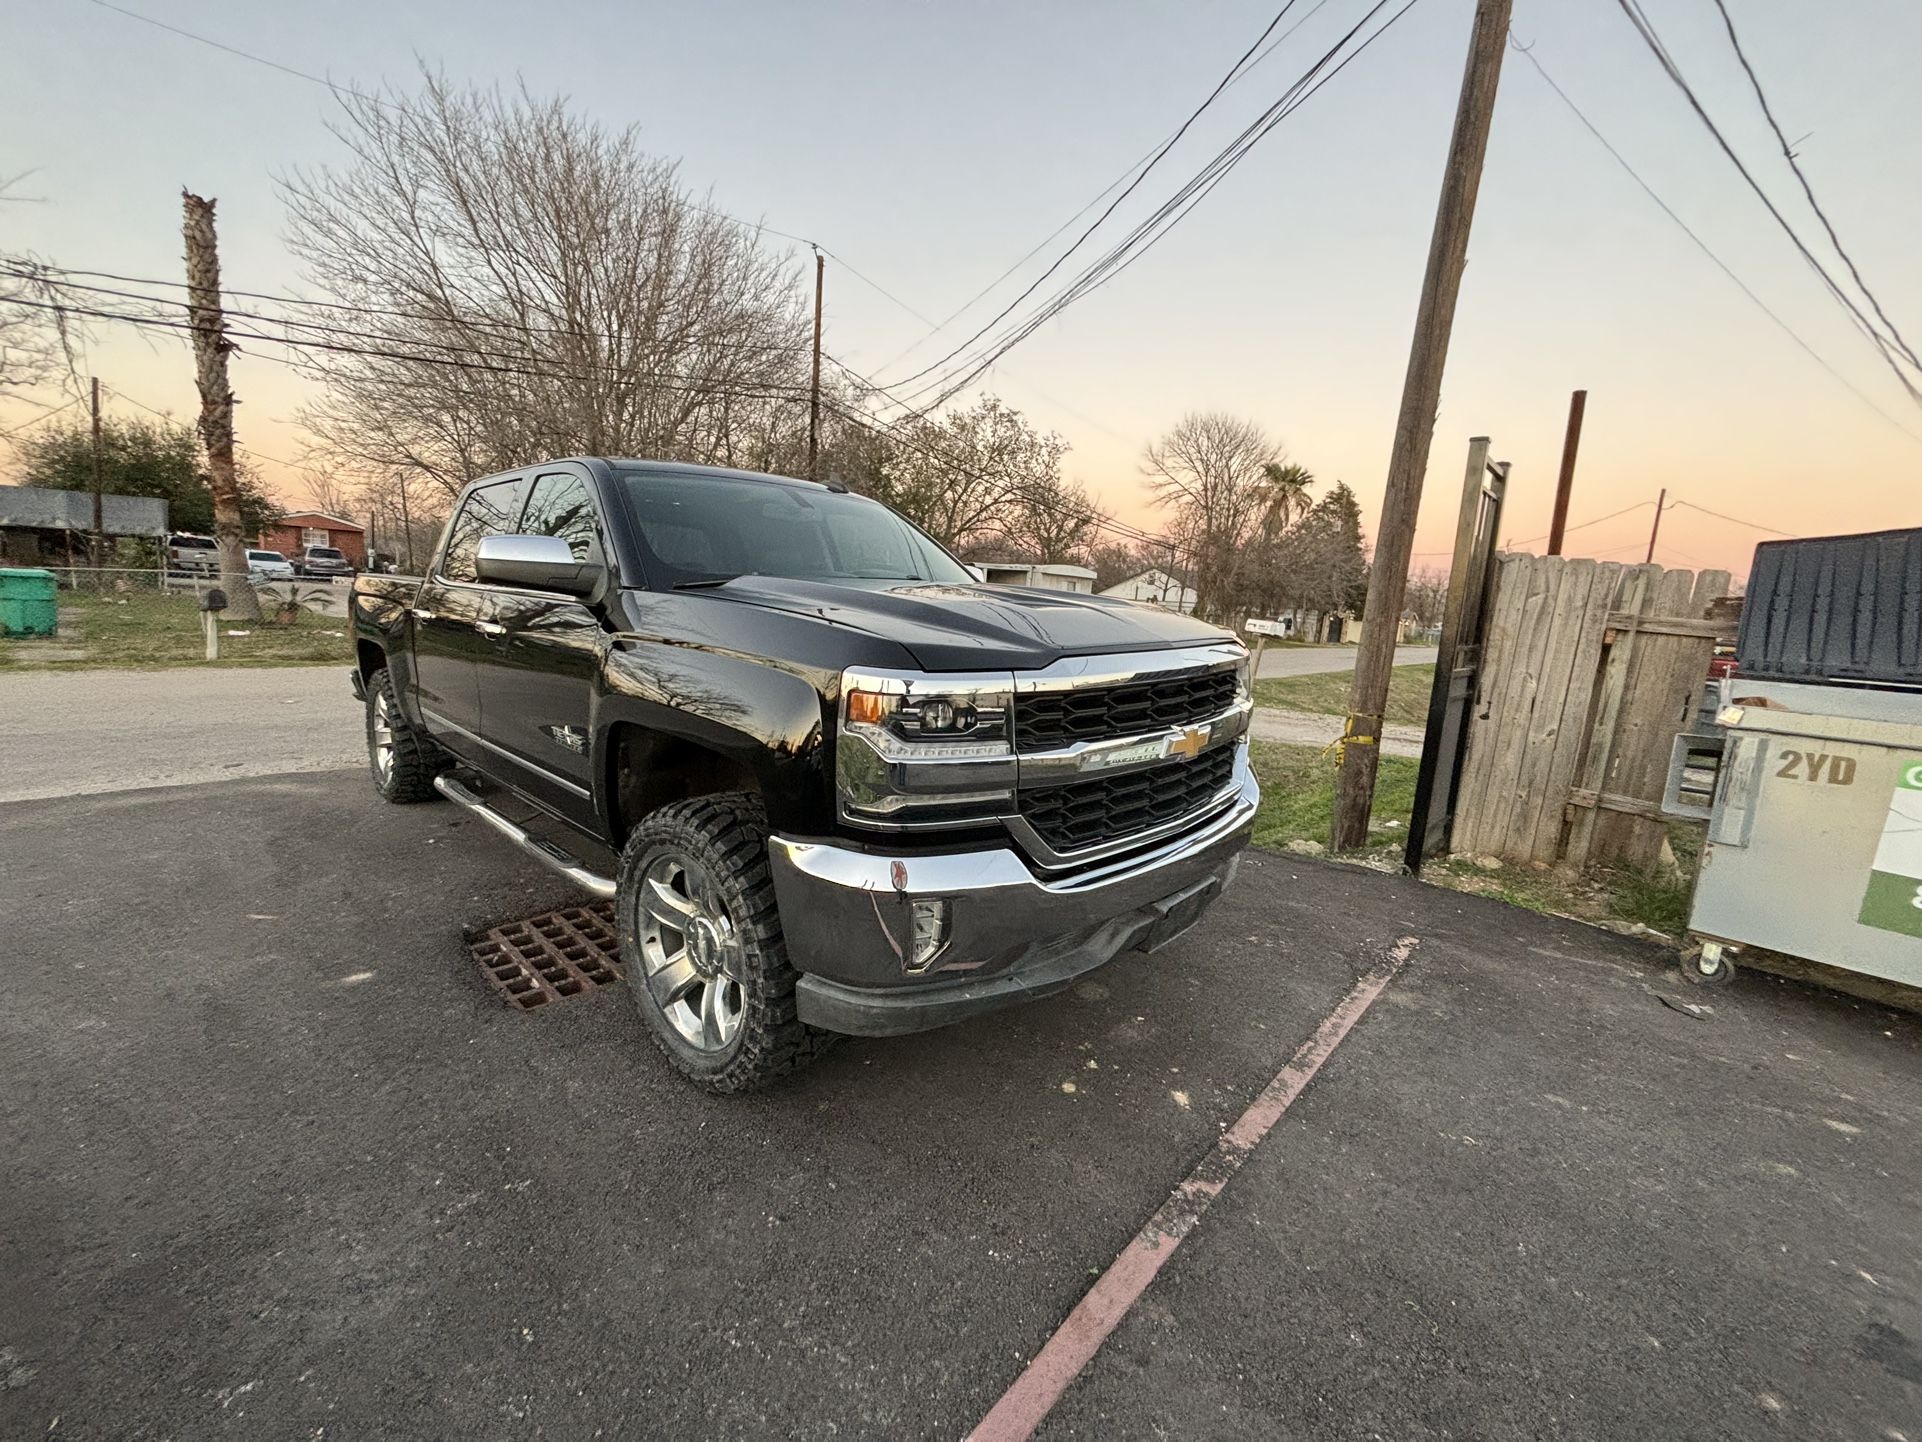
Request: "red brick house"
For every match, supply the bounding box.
[256,511,367,566]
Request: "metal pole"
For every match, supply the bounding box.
[1645,487,1667,564]
[1546,388,1586,556]
[89,375,105,569]
[808,251,824,481]
[1332,0,1513,852]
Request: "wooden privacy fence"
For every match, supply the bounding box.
[1450,555,1731,870]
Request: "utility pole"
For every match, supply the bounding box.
[89,375,105,570]
[182,190,259,620]
[807,250,824,481]
[1645,487,1667,563]
[1331,0,1512,853]
[1546,388,1586,556]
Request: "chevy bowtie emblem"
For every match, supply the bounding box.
[1166,725,1210,761]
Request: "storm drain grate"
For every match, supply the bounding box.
[468,900,623,1010]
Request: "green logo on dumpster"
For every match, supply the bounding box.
[1860,756,1922,938]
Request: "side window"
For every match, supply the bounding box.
[439,478,527,583]
[520,472,603,565]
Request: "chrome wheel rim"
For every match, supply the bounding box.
[369,689,395,783]
[634,852,744,1052]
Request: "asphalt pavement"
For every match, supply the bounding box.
[4,770,1916,1439]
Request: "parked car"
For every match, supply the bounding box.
[246,548,296,583]
[167,533,219,577]
[349,459,1258,1092]
[294,544,355,579]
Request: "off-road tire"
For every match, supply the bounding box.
[617,793,834,1091]
[365,666,444,804]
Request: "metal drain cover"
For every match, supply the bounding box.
[468,900,623,1010]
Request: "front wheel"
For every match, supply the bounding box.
[1680,940,1735,987]
[617,793,833,1092]
[364,666,444,803]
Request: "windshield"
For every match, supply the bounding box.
[248,551,284,562]
[173,536,215,549]
[614,470,972,588]
[309,547,344,560]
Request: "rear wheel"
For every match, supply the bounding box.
[1681,940,1735,986]
[617,793,833,1092]
[365,666,444,803]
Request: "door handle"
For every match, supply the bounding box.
[412,608,438,621]
[475,620,508,637]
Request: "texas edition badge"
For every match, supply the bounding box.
[1858,758,1922,939]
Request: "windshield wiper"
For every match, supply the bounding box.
[673,576,739,590]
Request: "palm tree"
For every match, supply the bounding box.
[1254,462,1314,540]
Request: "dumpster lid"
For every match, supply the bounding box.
[1736,527,1922,686]
[0,567,57,580]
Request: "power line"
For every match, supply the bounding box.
[871,0,1340,376]
[1508,499,1655,550]
[10,271,811,389]
[1706,0,1919,371]
[1611,0,1922,409]
[876,0,1313,391]
[0,296,822,407]
[1668,498,1792,537]
[85,0,398,111]
[880,0,1424,413]
[1510,37,1922,446]
[0,395,83,437]
[22,264,807,358]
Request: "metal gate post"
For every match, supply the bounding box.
[1404,437,1509,873]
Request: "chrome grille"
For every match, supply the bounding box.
[1017,746,1236,854]
[1013,667,1238,751]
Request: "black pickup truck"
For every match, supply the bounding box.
[350,458,1258,1090]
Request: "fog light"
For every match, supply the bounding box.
[906,897,951,974]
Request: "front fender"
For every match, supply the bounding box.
[593,637,834,835]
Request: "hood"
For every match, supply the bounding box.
[691,577,1235,671]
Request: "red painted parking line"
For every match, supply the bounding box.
[967,936,1420,1442]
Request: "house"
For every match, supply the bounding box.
[1097,567,1196,613]
[0,484,169,568]
[257,511,367,566]
[975,561,1097,594]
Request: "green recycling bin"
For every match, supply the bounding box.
[0,567,58,637]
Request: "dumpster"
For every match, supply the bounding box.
[1666,527,1922,987]
[0,567,58,637]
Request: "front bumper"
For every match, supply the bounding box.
[769,751,1258,1037]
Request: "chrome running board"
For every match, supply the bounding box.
[433,775,617,899]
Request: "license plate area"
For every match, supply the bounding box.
[1136,875,1221,953]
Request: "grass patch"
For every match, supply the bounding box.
[0,589,353,669]
[1249,738,1419,852]
[1250,733,1704,938]
[1253,663,1434,727]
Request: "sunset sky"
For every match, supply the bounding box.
[4,0,1917,579]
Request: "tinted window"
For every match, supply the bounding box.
[520,473,602,564]
[614,470,970,587]
[439,479,527,583]
[308,547,345,560]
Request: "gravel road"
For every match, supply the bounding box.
[0,666,360,803]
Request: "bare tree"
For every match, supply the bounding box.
[994,475,1103,564]
[1141,412,1283,623]
[278,70,812,496]
[1403,567,1449,629]
[855,396,1067,551]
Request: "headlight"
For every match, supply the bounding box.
[837,668,1016,825]
[1235,646,1254,700]
[842,678,1011,759]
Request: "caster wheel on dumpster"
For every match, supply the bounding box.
[1681,940,1735,987]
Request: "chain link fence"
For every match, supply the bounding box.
[39,566,352,615]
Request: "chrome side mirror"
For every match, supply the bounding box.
[475,534,603,596]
